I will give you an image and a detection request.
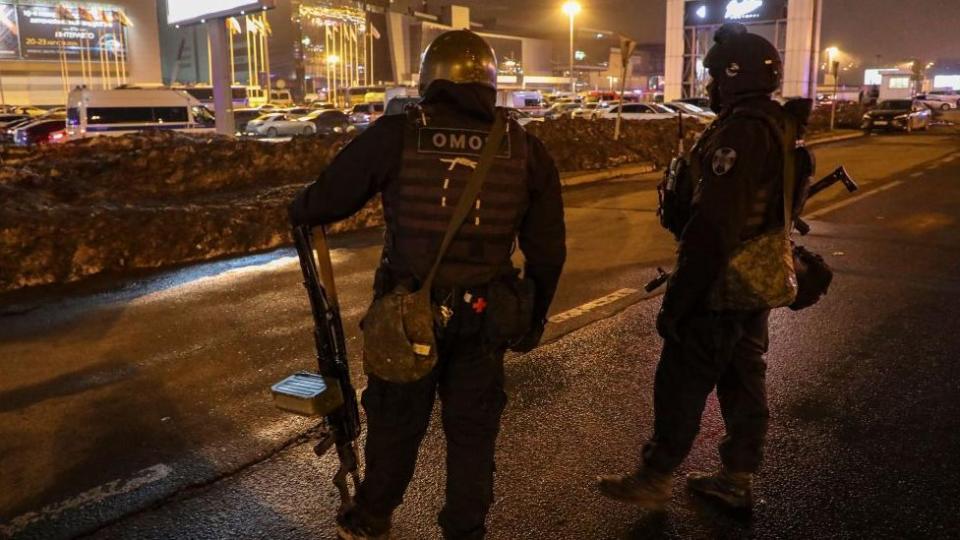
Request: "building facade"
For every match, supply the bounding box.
[0,0,161,106]
[664,0,823,101]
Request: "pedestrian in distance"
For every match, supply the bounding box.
[597,24,801,514]
[289,30,566,540]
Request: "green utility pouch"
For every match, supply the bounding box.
[362,113,509,383]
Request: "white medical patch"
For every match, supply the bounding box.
[712,147,738,176]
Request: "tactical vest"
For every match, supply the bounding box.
[381,107,529,289]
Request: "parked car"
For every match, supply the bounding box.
[663,101,717,123]
[676,97,711,109]
[1,117,37,143]
[13,118,66,146]
[571,103,603,119]
[916,94,955,111]
[233,108,263,133]
[599,103,677,121]
[921,89,960,108]
[283,107,312,116]
[244,113,317,137]
[542,102,581,119]
[348,102,385,128]
[301,109,353,135]
[505,107,545,127]
[0,113,30,125]
[861,99,932,133]
[384,96,421,116]
[308,101,337,110]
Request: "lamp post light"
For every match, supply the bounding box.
[562,1,581,94]
[826,46,841,131]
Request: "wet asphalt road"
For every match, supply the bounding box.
[2,127,960,539]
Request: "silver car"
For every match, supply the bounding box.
[245,113,317,138]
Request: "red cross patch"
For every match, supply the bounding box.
[472,297,488,314]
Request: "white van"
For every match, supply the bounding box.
[269,89,294,107]
[497,90,543,111]
[66,88,215,139]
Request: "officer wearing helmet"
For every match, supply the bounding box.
[290,30,566,539]
[598,24,789,513]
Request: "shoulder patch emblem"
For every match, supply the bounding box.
[712,147,737,176]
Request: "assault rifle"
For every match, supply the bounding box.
[271,225,361,512]
[644,165,859,292]
[794,165,858,235]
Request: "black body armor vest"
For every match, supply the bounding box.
[381,107,529,289]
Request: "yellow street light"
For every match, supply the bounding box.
[562,1,581,93]
[825,46,839,63]
[562,1,581,16]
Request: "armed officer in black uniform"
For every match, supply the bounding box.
[289,30,566,539]
[598,25,790,512]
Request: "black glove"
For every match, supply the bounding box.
[509,320,546,353]
[656,308,682,343]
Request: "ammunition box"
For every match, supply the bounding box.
[271,371,344,417]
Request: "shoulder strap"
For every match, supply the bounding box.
[421,111,509,290]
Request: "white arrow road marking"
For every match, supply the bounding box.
[549,288,640,324]
[0,464,172,537]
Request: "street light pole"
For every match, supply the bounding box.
[568,14,574,93]
[562,2,581,95]
[826,47,840,131]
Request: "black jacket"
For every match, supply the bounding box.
[661,96,785,318]
[289,82,566,324]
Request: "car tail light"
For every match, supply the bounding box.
[49,130,67,143]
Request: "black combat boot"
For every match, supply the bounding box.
[336,507,391,540]
[597,467,672,511]
[686,468,753,510]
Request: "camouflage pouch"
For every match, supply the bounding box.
[362,286,438,383]
[708,230,798,311]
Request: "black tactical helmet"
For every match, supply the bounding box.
[703,23,782,99]
[419,30,498,94]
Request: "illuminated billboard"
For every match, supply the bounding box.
[0,4,17,58]
[166,0,276,26]
[17,4,126,59]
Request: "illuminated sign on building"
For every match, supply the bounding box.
[684,0,785,26]
[0,3,129,61]
[17,4,126,59]
[725,0,764,20]
[166,0,276,26]
[0,4,17,58]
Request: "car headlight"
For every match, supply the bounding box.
[333,126,343,133]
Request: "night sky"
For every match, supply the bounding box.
[432,0,960,66]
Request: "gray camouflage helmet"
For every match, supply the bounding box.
[419,30,498,94]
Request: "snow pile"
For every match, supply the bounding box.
[1,119,704,293]
[526,117,703,172]
[0,131,381,293]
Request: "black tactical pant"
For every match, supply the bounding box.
[350,318,507,539]
[642,310,771,474]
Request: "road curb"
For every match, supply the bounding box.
[560,163,657,187]
[806,131,864,147]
